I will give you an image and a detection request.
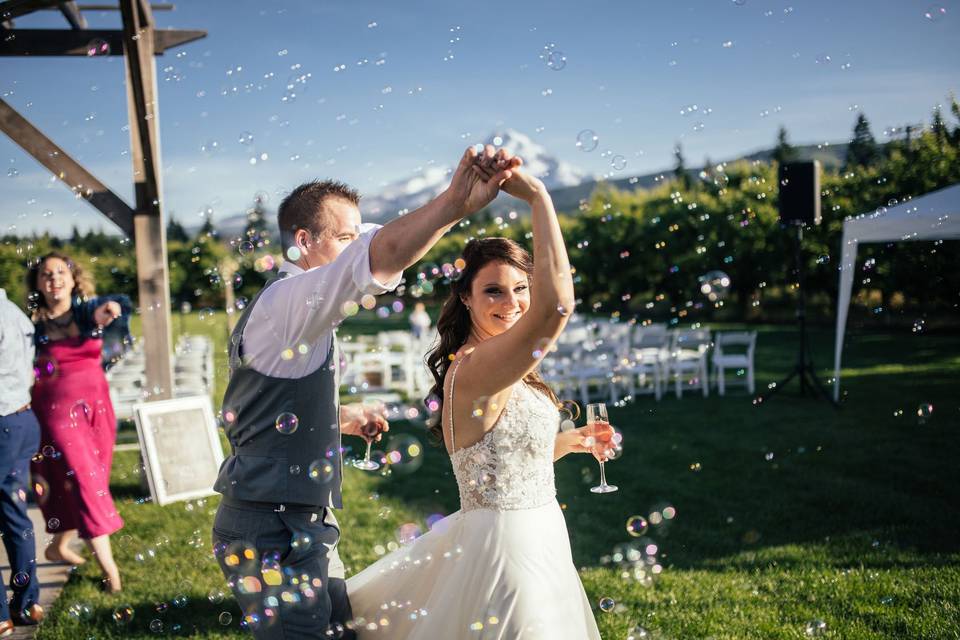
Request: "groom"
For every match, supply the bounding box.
[212,146,519,638]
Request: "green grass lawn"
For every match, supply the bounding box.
[36,311,960,639]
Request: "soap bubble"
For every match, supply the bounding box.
[804,619,827,636]
[384,434,424,474]
[626,516,648,537]
[627,625,651,639]
[396,522,423,544]
[546,49,567,70]
[68,603,93,620]
[576,130,599,152]
[699,270,731,302]
[69,400,92,424]
[275,412,299,435]
[112,605,135,625]
[924,5,947,21]
[308,459,335,483]
[86,38,110,57]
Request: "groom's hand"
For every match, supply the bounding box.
[446,145,520,217]
[340,403,390,441]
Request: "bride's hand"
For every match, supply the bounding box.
[340,403,390,441]
[554,423,615,461]
[471,152,546,204]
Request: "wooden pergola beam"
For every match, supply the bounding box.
[0,0,172,23]
[57,1,86,28]
[0,0,60,24]
[1,0,201,402]
[0,97,135,236]
[119,0,174,400]
[0,27,205,56]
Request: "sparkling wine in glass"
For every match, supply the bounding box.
[353,420,382,471]
[586,403,618,493]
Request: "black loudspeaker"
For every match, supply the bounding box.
[778,160,821,225]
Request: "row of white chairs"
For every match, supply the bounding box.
[339,330,435,397]
[107,334,216,418]
[338,321,757,408]
[541,318,757,405]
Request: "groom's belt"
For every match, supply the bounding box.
[221,495,324,514]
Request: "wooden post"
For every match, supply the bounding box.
[120,0,173,400]
[220,256,240,333]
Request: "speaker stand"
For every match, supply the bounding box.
[757,225,840,408]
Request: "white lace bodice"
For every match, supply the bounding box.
[448,368,559,512]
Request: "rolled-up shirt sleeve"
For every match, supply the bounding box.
[351,223,404,295]
[241,223,403,378]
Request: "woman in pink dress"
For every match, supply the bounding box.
[27,252,128,592]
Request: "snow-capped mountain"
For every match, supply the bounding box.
[490,129,586,189]
[361,129,586,221]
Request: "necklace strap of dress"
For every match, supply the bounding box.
[447,356,465,454]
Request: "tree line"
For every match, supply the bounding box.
[2,99,959,330]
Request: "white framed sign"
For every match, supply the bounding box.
[133,395,225,506]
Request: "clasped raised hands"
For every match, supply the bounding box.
[471,144,547,204]
[446,143,548,216]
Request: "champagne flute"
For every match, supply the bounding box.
[353,408,384,471]
[586,402,618,493]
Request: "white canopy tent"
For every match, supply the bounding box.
[833,183,960,400]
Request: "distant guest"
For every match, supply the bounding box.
[27,252,130,593]
[0,288,44,631]
[409,301,432,339]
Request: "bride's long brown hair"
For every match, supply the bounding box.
[425,237,559,445]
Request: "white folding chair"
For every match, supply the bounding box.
[712,331,757,395]
[539,349,578,402]
[621,324,670,400]
[595,322,633,355]
[665,328,712,398]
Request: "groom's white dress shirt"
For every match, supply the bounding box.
[240,223,402,379]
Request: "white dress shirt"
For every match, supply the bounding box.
[0,289,36,416]
[241,224,402,379]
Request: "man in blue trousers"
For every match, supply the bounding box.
[0,288,44,636]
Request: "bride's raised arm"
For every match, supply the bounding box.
[454,166,576,397]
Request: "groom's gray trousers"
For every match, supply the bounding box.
[213,497,356,639]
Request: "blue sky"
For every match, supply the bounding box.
[1,0,958,235]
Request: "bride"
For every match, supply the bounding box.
[345,149,613,639]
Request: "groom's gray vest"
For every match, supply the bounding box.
[213,274,343,508]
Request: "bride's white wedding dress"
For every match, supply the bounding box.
[345,372,601,639]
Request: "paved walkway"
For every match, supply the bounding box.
[0,506,72,639]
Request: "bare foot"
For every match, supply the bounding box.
[100,573,122,594]
[44,546,86,565]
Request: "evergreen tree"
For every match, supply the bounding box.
[673,143,691,189]
[951,95,960,145]
[931,106,948,143]
[166,215,190,243]
[199,213,216,239]
[845,113,879,168]
[772,126,797,165]
[244,193,271,248]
